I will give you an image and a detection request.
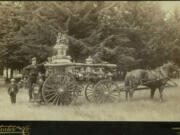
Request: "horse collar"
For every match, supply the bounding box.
[159,67,168,79]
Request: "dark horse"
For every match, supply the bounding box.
[124,62,178,102]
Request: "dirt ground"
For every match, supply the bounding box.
[0,78,180,121]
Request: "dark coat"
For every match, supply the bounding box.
[8,84,18,95]
[23,64,45,83]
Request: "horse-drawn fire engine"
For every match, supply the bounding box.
[32,33,120,105]
[31,33,177,105]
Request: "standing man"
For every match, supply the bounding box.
[23,57,45,102]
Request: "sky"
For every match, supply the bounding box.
[160,1,180,11]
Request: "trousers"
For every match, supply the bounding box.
[10,93,16,104]
[29,81,34,100]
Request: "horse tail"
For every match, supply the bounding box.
[124,73,129,87]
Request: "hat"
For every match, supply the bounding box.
[10,78,15,82]
[32,57,37,61]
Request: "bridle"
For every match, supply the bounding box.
[159,66,170,82]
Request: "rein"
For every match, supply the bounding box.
[142,66,170,85]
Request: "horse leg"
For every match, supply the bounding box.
[150,88,156,99]
[125,91,128,101]
[125,86,130,101]
[129,89,134,99]
[159,86,164,102]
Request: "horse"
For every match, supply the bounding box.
[124,62,178,102]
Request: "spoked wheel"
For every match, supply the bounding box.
[84,82,96,103]
[93,80,120,104]
[42,73,79,105]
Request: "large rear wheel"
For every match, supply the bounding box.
[42,73,79,105]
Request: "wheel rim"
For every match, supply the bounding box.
[85,82,96,103]
[42,73,78,105]
[93,80,120,103]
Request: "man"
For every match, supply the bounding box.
[23,57,45,102]
[36,72,45,103]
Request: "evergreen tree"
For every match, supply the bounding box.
[0,1,180,74]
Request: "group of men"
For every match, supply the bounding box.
[8,57,45,104]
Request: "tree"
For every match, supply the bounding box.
[0,1,180,76]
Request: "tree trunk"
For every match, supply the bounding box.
[10,68,13,78]
[6,67,9,79]
[0,66,3,76]
[4,67,10,84]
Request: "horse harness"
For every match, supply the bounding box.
[140,68,169,86]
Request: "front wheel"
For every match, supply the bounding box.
[84,82,96,103]
[93,80,120,103]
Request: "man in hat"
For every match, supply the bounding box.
[8,78,19,104]
[23,57,45,102]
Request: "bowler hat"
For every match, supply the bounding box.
[32,57,37,61]
[10,78,15,82]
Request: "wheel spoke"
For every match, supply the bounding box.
[101,83,107,90]
[94,91,103,103]
[45,92,57,97]
[65,83,75,91]
[99,94,106,103]
[86,92,94,98]
[86,90,94,95]
[96,85,104,92]
[52,95,59,105]
[85,83,96,103]
[47,94,58,102]
[61,75,68,87]
[44,89,57,92]
[44,85,53,89]
[86,87,94,92]
[87,88,93,92]
[56,95,61,105]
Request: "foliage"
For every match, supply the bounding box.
[0,1,180,72]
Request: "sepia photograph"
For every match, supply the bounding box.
[0,1,180,121]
